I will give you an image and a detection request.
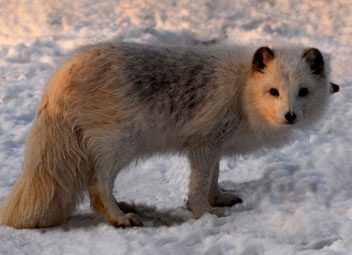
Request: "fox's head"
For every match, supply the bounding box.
[243,45,339,133]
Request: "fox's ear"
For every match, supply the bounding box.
[330,82,339,94]
[302,48,325,76]
[252,46,275,73]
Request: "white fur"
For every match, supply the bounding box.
[0,42,333,228]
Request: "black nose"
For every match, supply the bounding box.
[285,112,296,124]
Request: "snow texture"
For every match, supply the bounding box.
[0,0,351,254]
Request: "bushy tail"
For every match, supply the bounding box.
[0,103,88,228]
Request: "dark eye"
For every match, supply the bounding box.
[269,88,279,97]
[299,88,309,97]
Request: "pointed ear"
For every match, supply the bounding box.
[330,82,339,94]
[302,48,325,76]
[252,46,275,73]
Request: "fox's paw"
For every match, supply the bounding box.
[209,189,242,207]
[109,213,143,228]
[187,199,212,220]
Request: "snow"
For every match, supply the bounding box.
[0,0,351,254]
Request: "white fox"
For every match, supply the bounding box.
[0,42,339,228]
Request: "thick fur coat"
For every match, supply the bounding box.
[0,41,338,228]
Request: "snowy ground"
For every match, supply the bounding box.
[0,0,351,254]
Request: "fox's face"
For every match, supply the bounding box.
[244,46,338,132]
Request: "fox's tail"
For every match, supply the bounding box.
[0,84,88,228]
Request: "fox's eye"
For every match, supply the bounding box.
[299,88,309,97]
[269,88,279,97]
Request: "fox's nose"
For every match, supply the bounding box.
[285,112,296,124]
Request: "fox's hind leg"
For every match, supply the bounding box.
[89,181,142,227]
[88,144,142,227]
[208,161,242,207]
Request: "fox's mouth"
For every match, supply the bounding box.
[285,121,296,125]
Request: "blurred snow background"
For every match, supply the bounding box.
[0,0,351,254]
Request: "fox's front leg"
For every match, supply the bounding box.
[208,161,242,207]
[187,150,219,219]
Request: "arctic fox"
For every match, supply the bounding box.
[0,42,339,228]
